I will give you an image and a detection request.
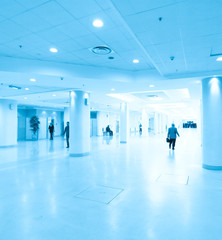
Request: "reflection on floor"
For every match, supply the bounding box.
[0,129,221,240]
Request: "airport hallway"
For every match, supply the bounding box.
[0,129,221,240]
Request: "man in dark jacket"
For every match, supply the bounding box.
[64,122,70,148]
[167,123,180,150]
[48,122,54,140]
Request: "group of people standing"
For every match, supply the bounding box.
[48,120,70,148]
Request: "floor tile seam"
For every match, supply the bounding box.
[0,150,68,166]
[0,153,69,172]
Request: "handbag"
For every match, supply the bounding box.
[166,137,170,143]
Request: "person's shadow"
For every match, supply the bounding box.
[103,135,113,145]
[49,141,54,152]
[168,150,175,160]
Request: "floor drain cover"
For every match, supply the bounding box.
[74,185,124,204]
[156,174,189,185]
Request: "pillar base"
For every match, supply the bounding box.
[202,164,222,170]
[70,152,90,157]
[120,141,127,144]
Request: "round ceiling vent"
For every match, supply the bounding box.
[91,46,112,55]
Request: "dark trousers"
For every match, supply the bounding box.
[169,139,176,149]
[66,136,69,148]
[50,132,53,140]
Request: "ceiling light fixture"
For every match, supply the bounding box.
[111,88,115,91]
[9,85,21,90]
[216,56,222,61]
[93,19,104,28]
[30,78,36,82]
[149,85,155,88]
[133,59,139,63]
[91,46,112,55]
[50,48,58,53]
[25,88,29,90]
[52,94,56,97]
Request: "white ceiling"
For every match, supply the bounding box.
[0,0,219,114]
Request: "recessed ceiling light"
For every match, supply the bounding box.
[133,59,139,63]
[50,48,58,53]
[25,88,29,90]
[149,85,155,88]
[111,88,115,91]
[30,78,36,82]
[216,56,222,61]
[52,94,56,97]
[93,19,104,28]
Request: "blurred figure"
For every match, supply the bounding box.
[139,123,142,135]
[106,125,113,136]
[64,122,70,148]
[48,121,54,140]
[167,123,180,150]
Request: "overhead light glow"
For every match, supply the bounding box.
[52,94,56,97]
[25,88,29,90]
[24,97,28,100]
[9,85,21,90]
[133,59,139,63]
[30,78,36,82]
[216,56,222,61]
[149,85,155,88]
[111,88,115,91]
[93,19,104,28]
[50,48,58,53]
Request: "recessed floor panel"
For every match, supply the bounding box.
[74,185,124,204]
[156,174,189,185]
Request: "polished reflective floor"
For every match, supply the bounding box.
[0,129,221,240]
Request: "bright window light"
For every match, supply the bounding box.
[133,59,139,63]
[93,19,104,27]
[216,56,222,61]
[150,96,162,101]
[50,48,58,53]
[107,93,134,102]
[30,78,36,82]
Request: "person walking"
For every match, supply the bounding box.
[48,122,54,140]
[167,123,180,150]
[64,122,70,148]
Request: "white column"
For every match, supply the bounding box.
[64,107,70,124]
[69,90,90,157]
[0,99,17,147]
[202,77,222,170]
[120,103,128,143]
